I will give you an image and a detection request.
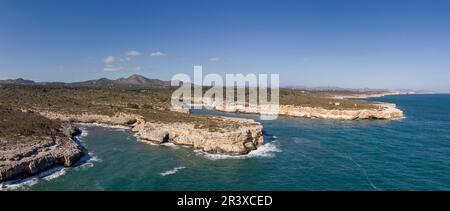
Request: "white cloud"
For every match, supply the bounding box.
[103,56,115,64]
[209,57,220,62]
[103,65,123,72]
[150,51,166,57]
[102,50,146,72]
[126,50,141,57]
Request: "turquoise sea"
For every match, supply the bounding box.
[4,94,450,190]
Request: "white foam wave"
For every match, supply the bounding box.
[135,136,158,146]
[196,142,282,160]
[0,151,101,191]
[79,162,94,168]
[80,129,89,138]
[0,166,66,191]
[160,166,186,176]
[43,167,67,181]
[160,142,180,149]
[88,152,102,162]
[75,123,130,130]
[76,151,102,170]
[135,136,180,149]
[73,129,89,144]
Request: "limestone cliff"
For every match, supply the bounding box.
[132,117,263,155]
[0,125,84,182]
[275,103,403,120]
[184,97,404,120]
[37,111,264,155]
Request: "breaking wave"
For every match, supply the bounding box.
[0,166,66,191]
[75,123,129,131]
[135,136,180,149]
[160,166,186,176]
[0,153,101,191]
[196,141,282,160]
[1,128,101,191]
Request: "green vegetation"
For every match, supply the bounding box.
[0,106,63,147]
[192,86,378,110]
[0,85,238,134]
[279,89,377,110]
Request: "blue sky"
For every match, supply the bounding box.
[1,0,449,91]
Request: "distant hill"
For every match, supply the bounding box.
[0,74,172,88]
[0,75,433,93]
[72,74,171,88]
[0,78,35,85]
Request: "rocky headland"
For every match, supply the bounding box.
[0,109,84,182]
[37,111,264,155]
[185,95,404,120]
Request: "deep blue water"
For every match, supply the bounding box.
[8,94,450,190]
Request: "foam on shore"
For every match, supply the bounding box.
[75,123,130,130]
[135,136,180,149]
[196,141,282,160]
[0,166,66,190]
[1,128,100,191]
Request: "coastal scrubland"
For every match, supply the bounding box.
[0,106,62,147]
[0,84,394,146]
[0,84,384,126]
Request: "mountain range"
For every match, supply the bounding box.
[0,75,435,93]
[0,74,171,89]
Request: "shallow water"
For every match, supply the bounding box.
[4,94,450,190]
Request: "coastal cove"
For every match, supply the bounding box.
[2,94,450,190]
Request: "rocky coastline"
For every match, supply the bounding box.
[1,110,264,184]
[185,96,404,120]
[0,124,84,183]
[37,111,264,155]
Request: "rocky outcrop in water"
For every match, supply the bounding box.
[0,125,84,182]
[132,117,263,155]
